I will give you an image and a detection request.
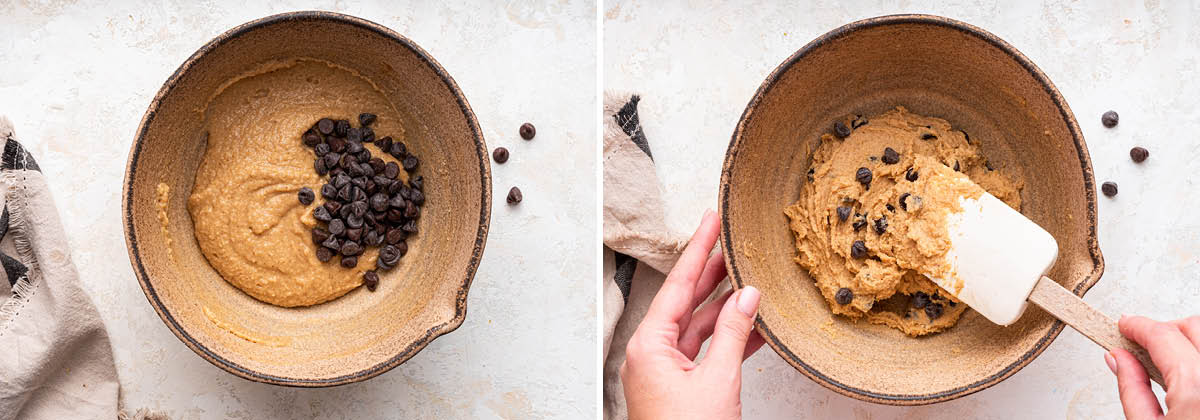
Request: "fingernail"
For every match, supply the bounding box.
[1104,352,1118,375]
[737,286,761,317]
[703,208,715,220]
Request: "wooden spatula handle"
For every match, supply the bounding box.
[1027,276,1164,387]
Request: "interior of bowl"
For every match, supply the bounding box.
[720,15,1102,404]
[124,12,489,386]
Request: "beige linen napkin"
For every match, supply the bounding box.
[603,94,730,419]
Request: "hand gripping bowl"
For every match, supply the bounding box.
[719,14,1103,404]
[123,12,490,386]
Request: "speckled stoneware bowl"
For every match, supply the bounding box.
[123,12,490,386]
[720,15,1103,404]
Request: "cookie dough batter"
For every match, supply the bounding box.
[784,107,1023,336]
[189,58,406,307]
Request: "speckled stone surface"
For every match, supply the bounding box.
[605,1,1198,418]
[1,1,596,418]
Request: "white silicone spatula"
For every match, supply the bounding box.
[919,170,1164,386]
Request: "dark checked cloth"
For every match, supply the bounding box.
[0,117,167,420]
[602,94,691,420]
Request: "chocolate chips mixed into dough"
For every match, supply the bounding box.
[784,107,1024,336]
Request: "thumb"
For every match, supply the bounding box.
[701,286,761,375]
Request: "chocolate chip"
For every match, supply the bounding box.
[850,240,867,259]
[346,127,362,143]
[493,147,509,163]
[359,113,377,127]
[389,142,407,160]
[346,139,364,154]
[873,216,888,234]
[833,120,851,138]
[836,206,851,222]
[882,147,900,164]
[394,240,409,257]
[378,245,402,268]
[314,158,329,176]
[925,303,944,320]
[328,219,345,236]
[852,214,867,231]
[327,137,346,153]
[851,115,869,128]
[1102,181,1118,197]
[320,184,337,200]
[314,143,330,157]
[340,255,358,268]
[323,153,341,170]
[313,205,333,222]
[835,287,854,305]
[297,187,315,205]
[337,184,353,202]
[316,247,333,262]
[912,292,930,309]
[1130,146,1149,163]
[387,208,405,223]
[985,161,994,171]
[402,155,419,171]
[365,229,384,247]
[404,201,420,219]
[324,201,342,214]
[411,175,423,190]
[346,213,364,229]
[855,167,872,186]
[409,188,424,205]
[370,193,389,212]
[335,119,350,137]
[953,161,960,172]
[362,127,375,143]
[402,219,419,233]
[317,118,334,135]
[345,227,362,242]
[340,241,363,256]
[362,270,379,291]
[386,228,406,244]
[1102,110,1119,128]
[905,168,918,182]
[311,227,330,244]
[507,187,523,204]
[376,136,393,153]
[303,132,323,147]
[886,204,895,212]
[806,167,815,182]
[519,122,536,140]
[898,193,911,211]
[321,235,341,251]
[921,133,937,141]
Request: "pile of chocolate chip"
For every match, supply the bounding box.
[299,113,425,291]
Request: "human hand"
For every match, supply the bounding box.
[620,209,766,420]
[1107,315,1200,419]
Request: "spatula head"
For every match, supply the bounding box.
[928,192,1059,325]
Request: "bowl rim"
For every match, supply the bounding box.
[719,14,1104,405]
[121,10,491,387]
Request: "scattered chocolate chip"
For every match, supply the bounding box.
[961,130,971,144]
[1130,146,1149,163]
[921,133,937,141]
[340,255,358,268]
[953,161,961,172]
[836,206,851,222]
[882,147,900,164]
[376,136,393,153]
[855,167,872,186]
[324,201,342,214]
[402,219,419,233]
[340,241,363,256]
[985,161,994,171]
[409,189,425,205]
[370,193,389,212]
[386,228,406,244]
[873,216,888,234]
[394,240,409,257]
[806,167,815,182]
[346,127,362,143]
[327,137,346,153]
[507,187,523,204]
[303,132,322,147]
[835,287,854,305]
[389,142,407,160]
[905,168,918,182]
[345,227,363,243]
[334,119,350,137]
[1102,181,1118,197]
[886,204,895,212]
[297,187,315,205]
[321,184,337,200]
[925,303,944,320]
[383,162,400,179]
[519,122,536,140]
[912,292,930,309]
[313,206,333,222]
[404,201,420,219]
[359,113,377,127]
[493,147,510,163]
[321,235,341,251]
[833,120,851,138]
[317,118,334,135]
[411,175,424,190]
[316,247,333,262]
[850,240,868,259]
[898,193,911,211]
[362,270,379,291]
[362,127,375,143]
[378,245,402,268]
[346,213,364,229]
[365,229,384,247]
[314,143,330,157]
[1102,110,1119,128]
[852,215,867,232]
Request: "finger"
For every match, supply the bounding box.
[677,289,734,359]
[1168,316,1200,350]
[700,286,761,376]
[644,210,721,326]
[743,329,766,361]
[678,252,728,334]
[1120,315,1200,378]
[1110,349,1164,420]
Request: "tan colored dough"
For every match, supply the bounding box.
[784,107,1023,336]
[189,58,407,307]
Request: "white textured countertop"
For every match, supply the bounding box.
[1,1,596,418]
[605,1,1199,418]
